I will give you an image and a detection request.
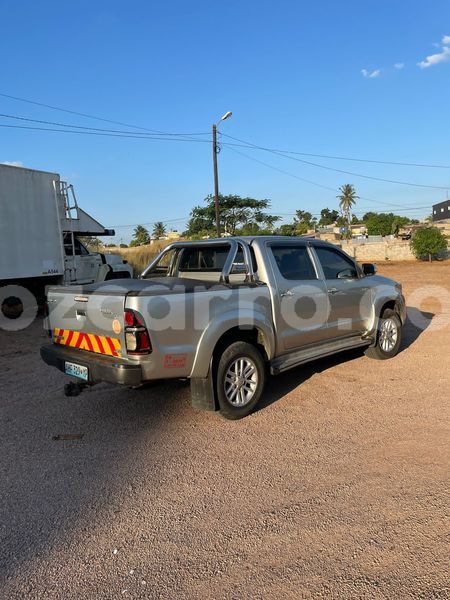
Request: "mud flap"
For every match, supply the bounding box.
[190,362,218,412]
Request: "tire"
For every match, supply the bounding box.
[365,308,402,360]
[215,341,266,420]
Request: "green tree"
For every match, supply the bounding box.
[293,210,316,234]
[318,208,339,227]
[276,223,297,236]
[410,227,447,262]
[273,211,317,236]
[152,221,167,239]
[364,213,397,236]
[391,216,411,237]
[363,213,415,236]
[362,211,377,222]
[79,236,103,251]
[186,194,278,237]
[337,184,359,237]
[131,225,150,246]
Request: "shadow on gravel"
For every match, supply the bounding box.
[257,347,366,413]
[0,308,435,581]
[256,306,434,413]
[401,308,434,351]
[0,336,189,581]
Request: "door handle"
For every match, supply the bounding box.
[328,287,338,295]
[280,289,294,298]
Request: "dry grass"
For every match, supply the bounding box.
[106,241,172,275]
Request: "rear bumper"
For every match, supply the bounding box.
[40,344,143,386]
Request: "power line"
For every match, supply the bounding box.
[0,112,209,137]
[220,132,450,170]
[0,91,192,136]
[276,151,450,190]
[224,145,429,212]
[0,122,212,144]
[0,92,440,209]
[4,115,445,191]
[225,145,339,193]
[220,133,450,191]
[4,91,448,170]
[3,91,449,175]
[2,119,426,215]
[108,216,190,229]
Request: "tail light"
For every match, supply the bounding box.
[124,309,152,355]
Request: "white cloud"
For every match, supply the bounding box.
[417,45,450,68]
[394,62,405,70]
[418,35,450,68]
[361,68,381,78]
[1,161,24,167]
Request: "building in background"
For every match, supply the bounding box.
[432,199,450,222]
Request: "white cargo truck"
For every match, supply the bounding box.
[0,164,132,314]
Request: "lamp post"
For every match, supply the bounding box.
[212,111,232,237]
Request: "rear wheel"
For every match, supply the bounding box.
[215,341,266,420]
[365,308,402,360]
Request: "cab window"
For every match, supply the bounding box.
[314,247,358,279]
[64,236,89,256]
[271,245,317,280]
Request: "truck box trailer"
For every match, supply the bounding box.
[1,165,64,280]
[0,164,133,317]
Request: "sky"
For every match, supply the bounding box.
[1,0,450,242]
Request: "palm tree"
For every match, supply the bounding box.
[152,221,167,239]
[337,184,358,238]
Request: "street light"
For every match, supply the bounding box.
[212,111,232,237]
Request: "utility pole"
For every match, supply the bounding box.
[212,123,220,237]
[212,111,232,238]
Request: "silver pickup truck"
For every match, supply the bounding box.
[41,237,406,419]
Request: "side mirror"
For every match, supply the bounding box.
[362,263,377,276]
[337,268,358,279]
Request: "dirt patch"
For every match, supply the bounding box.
[0,262,449,599]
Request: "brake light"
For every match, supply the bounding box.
[124,309,151,355]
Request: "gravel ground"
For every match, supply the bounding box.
[0,262,449,599]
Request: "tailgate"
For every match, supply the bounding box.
[47,287,128,358]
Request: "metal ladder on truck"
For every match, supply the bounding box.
[54,181,80,284]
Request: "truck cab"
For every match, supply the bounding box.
[63,235,132,285]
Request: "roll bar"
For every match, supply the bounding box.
[140,239,255,284]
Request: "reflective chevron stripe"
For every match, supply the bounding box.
[53,328,121,357]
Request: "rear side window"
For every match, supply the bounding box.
[271,246,317,280]
[178,244,258,272]
[314,247,357,279]
[179,245,231,272]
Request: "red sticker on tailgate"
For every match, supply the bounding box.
[164,353,187,369]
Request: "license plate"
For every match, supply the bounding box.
[65,361,89,381]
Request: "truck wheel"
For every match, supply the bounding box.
[215,341,266,420]
[1,296,23,319]
[365,308,402,360]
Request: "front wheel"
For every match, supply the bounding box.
[365,308,402,360]
[215,341,266,420]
